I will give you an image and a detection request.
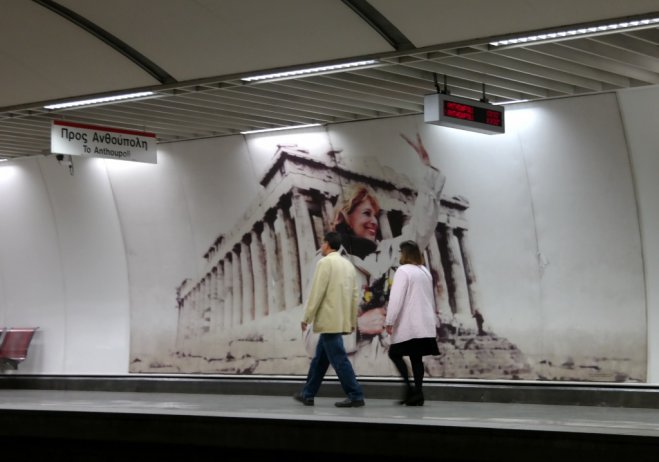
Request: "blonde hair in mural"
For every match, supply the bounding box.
[332,185,381,230]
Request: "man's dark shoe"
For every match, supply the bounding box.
[293,392,314,406]
[334,398,365,408]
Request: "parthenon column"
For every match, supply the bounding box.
[455,228,484,333]
[209,265,222,334]
[223,255,233,328]
[426,232,450,316]
[183,286,197,340]
[190,285,200,336]
[178,294,189,335]
[445,227,471,318]
[274,205,301,309]
[290,188,317,296]
[199,273,211,334]
[215,263,225,331]
[231,247,243,325]
[262,217,283,314]
[435,224,469,317]
[175,297,185,347]
[204,276,212,330]
[240,238,255,322]
[193,280,202,336]
[208,269,217,334]
[251,226,268,320]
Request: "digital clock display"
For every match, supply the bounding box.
[444,101,503,127]
[424,93,505,134]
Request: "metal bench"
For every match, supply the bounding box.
[0,327,39,370]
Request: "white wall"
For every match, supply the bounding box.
[509,95,644,366]
[0,87,657,380]
[618,84,659,382]
[0,157,129,373]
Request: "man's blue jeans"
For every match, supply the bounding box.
[302,332,364,401]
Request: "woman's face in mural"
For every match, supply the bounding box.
[347,199,379,242]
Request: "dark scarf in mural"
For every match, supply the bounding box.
[335,221,377,259]
[335,221,392,313]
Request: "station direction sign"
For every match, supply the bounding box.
[51,120,157,163]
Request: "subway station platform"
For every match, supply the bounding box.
[0,376,658,461]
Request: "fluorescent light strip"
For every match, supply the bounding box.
[490,17,659,46]
[241,60,378,82]
[44,91,156,110]
[493,99,529,105]
[241,123,322,135]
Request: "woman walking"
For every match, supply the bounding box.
[385,240,440,406]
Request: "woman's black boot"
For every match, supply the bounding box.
[405,391,425,406]
[399,385,414,405]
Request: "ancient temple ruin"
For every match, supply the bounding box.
[175,146,480,353]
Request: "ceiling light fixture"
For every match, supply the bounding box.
[490,16,659,47]
[241,60,379,82]
[44,91,156,110]
[493,99,530,105]
[240,123,322,135]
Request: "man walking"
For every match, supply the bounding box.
[294,231,365,407]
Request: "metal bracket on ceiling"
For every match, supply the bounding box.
[32,0,177,85]
[340,0,415,51]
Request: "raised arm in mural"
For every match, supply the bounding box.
[330,133,446,373]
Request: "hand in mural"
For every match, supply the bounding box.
[400,132,431,167]
[357,307,386,335]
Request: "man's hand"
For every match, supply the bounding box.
[301,321,308,332]
[385,325,393,336]
[357,307,386,335]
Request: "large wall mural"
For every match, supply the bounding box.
[129,94,647,381]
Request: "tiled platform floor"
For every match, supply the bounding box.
[0,387,658,461]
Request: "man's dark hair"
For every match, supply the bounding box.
[324,231,342,251]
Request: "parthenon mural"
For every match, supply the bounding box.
[161,146,534,377]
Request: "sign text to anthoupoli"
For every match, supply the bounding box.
[51,120,157,163]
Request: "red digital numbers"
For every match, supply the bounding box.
[440,98,503,130]
[444,102,475,121]
[485,110,502,126]
[439,97,504,133]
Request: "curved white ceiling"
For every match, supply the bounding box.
[1,0,658,158]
